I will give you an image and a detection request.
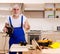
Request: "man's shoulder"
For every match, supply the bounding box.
[20,14,26,18]
[20,14,24,16]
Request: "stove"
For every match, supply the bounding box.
[27,30,41,44]
[28,30,41,35]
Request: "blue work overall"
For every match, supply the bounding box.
[9,16,26,54]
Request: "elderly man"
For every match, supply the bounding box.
[3,4,30,54]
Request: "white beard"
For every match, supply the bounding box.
[14,13,19,16]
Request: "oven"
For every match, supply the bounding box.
[27,30,41,44]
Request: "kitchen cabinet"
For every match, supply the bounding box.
[0,3,23,18]
[0,32,9,53]
[24,4,44,11]
[0,3,45,18]
[0,3,11,18]
[0,3,60,18]
[55,3,60,18]
[23,4,45,18]
[23,11,44,18]
[45,3,60,18]
[44,3,55,18]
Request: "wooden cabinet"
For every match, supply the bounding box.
[23,3,60,18]
[0,3,23,18]
[23,11,44,18]
[0,3,11,18]
[0,32,9,53]
[45,3,60,18]
[23,4,45,18]
[55,3,60,18]
[44,3,55,18]
[0,3,60,18]
[0,3,45,18]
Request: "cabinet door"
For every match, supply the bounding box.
[0,33,9,52]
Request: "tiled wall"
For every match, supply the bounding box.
[0,17,60,31]
[0,17,6,32]
[28,18,60,31]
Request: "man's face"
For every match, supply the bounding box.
[12,6,20,16]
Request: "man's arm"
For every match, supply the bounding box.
[24,19,30,31]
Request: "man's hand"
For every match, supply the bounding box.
[3,27,8,33]
[3,23,9,33]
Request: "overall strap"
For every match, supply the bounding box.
[21,15,23,28]
[9,16,13,28]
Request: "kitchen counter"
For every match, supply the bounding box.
[41,30,60,34]
[26,30,60,42]
[41,31,60,42]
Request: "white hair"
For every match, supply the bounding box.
[12,4,20,9]
[10,4,20,10]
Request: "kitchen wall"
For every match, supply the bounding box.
[0,17,60,32]
[28,18,60,31]
[0,17,6,32]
